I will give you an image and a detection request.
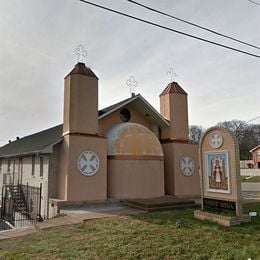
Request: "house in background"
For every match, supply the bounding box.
[0,62,200,220]
[250,145,260,169]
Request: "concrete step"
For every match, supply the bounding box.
[126,202,198,212]
[124,196,198,212]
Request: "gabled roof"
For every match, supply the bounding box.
[0,94,169,158]
[98,96,134,117]
[250,145,260,153]
[98,94,170,128]
[0,125,63,158]
[160,82,187,96]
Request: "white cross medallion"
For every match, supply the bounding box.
[77,151,100,176]
[209,132,223,149]
[180,156,194,176]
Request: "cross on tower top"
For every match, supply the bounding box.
[167,67,177,82]
[75,44,87,63]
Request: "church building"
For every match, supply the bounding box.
[0,62,200,219]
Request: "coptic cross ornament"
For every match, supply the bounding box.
[77,151,100,176]
[75,44,87,63]
[167,67,177,82]
[126,76,138,95]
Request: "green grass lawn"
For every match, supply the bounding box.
[0,207,260,259]
[241,176,260,182]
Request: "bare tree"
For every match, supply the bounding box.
[217,120,260,159]
[189,125,205,144]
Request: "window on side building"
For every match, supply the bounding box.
[32,156,35,177]
[40,157,44,178]
[7,160,11,173]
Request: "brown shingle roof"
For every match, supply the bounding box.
[0,125,63,157]
[160,82,187,96]
[65,62,98,79]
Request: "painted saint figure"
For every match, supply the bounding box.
[213,159,223,189]
[207,153,229,192]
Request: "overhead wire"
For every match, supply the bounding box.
[127,0,260,50]
[246,116,260,123]
[78,0,260,59]
[248,0,260,6]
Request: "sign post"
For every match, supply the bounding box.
[195,127,251,226]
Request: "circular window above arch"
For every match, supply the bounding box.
[120,108,131,122]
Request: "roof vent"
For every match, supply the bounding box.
[8,140,11,143]
[16,137,20,140]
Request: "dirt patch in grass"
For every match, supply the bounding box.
[0,208,260,259]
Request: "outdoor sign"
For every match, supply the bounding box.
[199,127,243,216]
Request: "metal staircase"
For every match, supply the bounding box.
[8,185,27,213]
[1,184,42,228]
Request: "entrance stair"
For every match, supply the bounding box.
[124,195,199,212]
[8,186,27,213]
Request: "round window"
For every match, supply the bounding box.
[120,108,131,122]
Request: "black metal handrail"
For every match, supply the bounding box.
[1,183,42,228]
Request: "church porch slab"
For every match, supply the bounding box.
[124,195,200,212]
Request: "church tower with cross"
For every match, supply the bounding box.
[159,82,199,197]
[0,57,201,219]
[57,62,107,202]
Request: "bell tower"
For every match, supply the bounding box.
[160,82,189,141]
[159,82,200,198]
[63,62,98,135]
[57,62,107,202]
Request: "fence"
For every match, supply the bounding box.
[1,183,42,228]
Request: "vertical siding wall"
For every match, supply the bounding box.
[22,156,49,219]
[0,156,49,219]
[0,159,7,197]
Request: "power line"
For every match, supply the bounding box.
[78,0,260,59]
[248,0,260,7]
[127,0,260,50]
[246,116,260,123]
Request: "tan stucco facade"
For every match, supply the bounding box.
[108,158,164,199]
[63,72,98,135]
[56,134,107,202]
[159,82,200,198]
[99,106,151,136]
[106,122,165,199]
[160,92,189,140]
[66,135,107,201]
[162,142,200,197]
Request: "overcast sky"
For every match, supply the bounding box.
[0,0,259,145]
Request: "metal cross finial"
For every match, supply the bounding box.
[75,44,87,63]
[126,76,138,95]
[167,67,177,82]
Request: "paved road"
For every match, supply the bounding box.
[241,169,260,176]
[242,183,260,192]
